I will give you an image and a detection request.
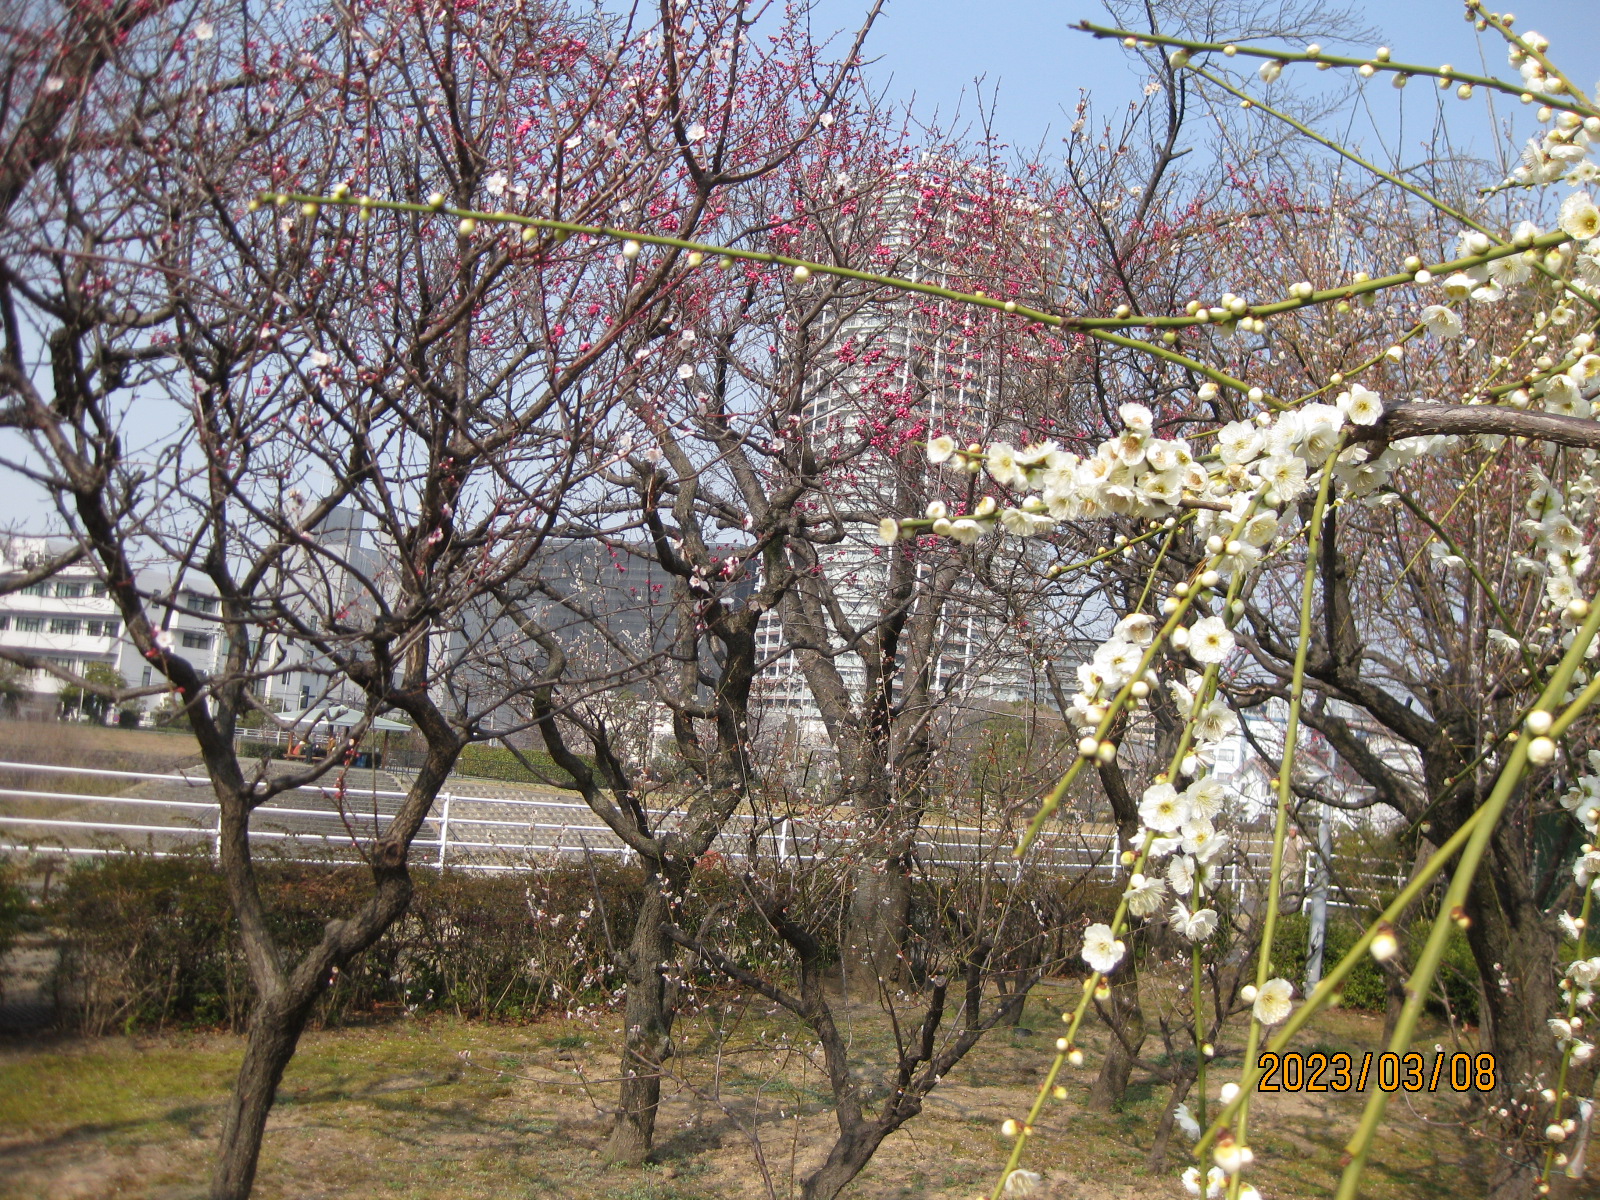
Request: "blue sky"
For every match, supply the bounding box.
[801,0,1600,161]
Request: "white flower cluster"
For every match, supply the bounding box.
[1548,1012,1595,1064]
[1517,460,1600,627]
[1561,751,1600,836]
[918,397,1388,544]
[1568,956,1600,1002]
[1182,1165,1260,1200]
[1506,31,1600,189]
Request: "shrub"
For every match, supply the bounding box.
[452,743,583,787]
[1263,911,1477,1022]
[0,862,28,1001]
[43,850,1123,1034]
[51,852,243,1033]
[47,853,645,1033]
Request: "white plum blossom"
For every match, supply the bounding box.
[1188,617,1235,664]
[1125,872,1168,916]
[1259,455,1308,504]
[1171,901,1219,941]
[1419,305,1463,339]
[1218,420,1265,465]
[1341,384,1385,426]
[1168,854,1196,896]
[1242,512,1280,546]
[1118,402,1154,434]
[1559,192,1600,241]
[926,435,957,464]
[1184,777,1229,819]
[1140,783,1191,832]
[1115,612,1157,645]
[1002,1169,1042,1196]
[1081,923,1126,973]
[1183,818,1229,862]
[1253,977,1295,1025]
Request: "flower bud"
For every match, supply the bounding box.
[1371,924,1400,961]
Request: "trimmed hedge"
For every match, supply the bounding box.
[44,852,1120,1034]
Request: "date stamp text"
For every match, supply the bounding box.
[1255,1051,1496,1092]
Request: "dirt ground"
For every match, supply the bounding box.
[0,979,1565,1200]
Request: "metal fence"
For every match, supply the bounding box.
[0,760,1126,878]
[0,760,1407,908]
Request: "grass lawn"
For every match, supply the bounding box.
[0,984,1539,1200]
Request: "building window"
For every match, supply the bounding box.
[15,616,43,632]
[185,593,219,614]
[141,666,152,686]
[54,581,85,599]
[86,620,119,638]
[90,582,108,597]
[180,631,213,650]
[19,582,47,596]
[0,615,7,631]
[50,618,82,635]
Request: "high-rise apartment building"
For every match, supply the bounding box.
[752,160,1066,743]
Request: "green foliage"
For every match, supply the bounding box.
[0,862,28,999]
[453,743,584,788]
[0,664,25,717]
[58,662,126,723]
[964,715,1070,798]
[1266,912,1479,1023]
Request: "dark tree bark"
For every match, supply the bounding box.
[604,872,679,1165]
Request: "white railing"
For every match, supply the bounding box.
[1,761,1411,907]
[0,760,1126,879]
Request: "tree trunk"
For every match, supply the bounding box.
[1147,1071,1196,1170]
[1467,845,1561,1200]
[1090,956,1146,1111]
[605,872,676,1164]
[843,857,910,1002]
[1091,757,1147,1109]
[801,1122,890,1200]
[210,989,316,1200]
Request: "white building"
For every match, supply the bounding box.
[0,534,224,719]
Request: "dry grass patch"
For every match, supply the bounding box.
[0,984,1552,1200]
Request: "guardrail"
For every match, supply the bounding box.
[0,761,1408,907]
[0,760,1128,878]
